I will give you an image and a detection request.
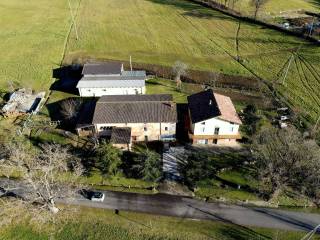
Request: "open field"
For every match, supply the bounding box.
[0,206,317,240]
[0,0,75,91]
[0,0,319,122]
[64,0,320,122]
[233,0,319,16]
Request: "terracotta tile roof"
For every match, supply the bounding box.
[213,93,242,125]
[93,94,177,124]
[110,127,132,144]
[187,89,242,125]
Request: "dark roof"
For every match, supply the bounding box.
[99,94,172,103]
[110,127,132,144]
[93,94,177,124]
[76,100,96,128]
[82,62,122,75]
[187,89,242,124]
[187,90,220,123]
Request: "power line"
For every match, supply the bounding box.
[67,0,79,40]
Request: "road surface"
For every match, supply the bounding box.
[1,178,320,232]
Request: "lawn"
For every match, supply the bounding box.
[0,206,317,240]
[233,0,319,16]
[0,0,319,123]
[0,0,78,91]
[63,0,320,123]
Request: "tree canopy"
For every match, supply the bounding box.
[253,127,320,202]
[94,141,122,176]
[133,148,162,182]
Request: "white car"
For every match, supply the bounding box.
[280,115,289,121]
[91,192,105,202]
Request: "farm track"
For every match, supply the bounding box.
[293,57,320,113]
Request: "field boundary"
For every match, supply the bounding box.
[187,0,320,44]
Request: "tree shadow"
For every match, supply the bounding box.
[310,0,320,8]
[51,65,82,95]
[146,0,234,21]
[187,204,272,239]
[249,207,319,232]
[46,97,82,131]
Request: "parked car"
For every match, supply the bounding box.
[91,192,105,202]
[283,23,290,29]
[280,115,290,121]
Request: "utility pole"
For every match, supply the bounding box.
[130,56,133,71]
[308,17,315,37]
[282,53,294,85]
[68,0,79,40]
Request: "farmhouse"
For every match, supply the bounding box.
[76,94,177,150]
[187,89,242,146]
[76,62,147,97]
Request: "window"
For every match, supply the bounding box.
[165,127,168,131]
[100,126,113,131]
[144,127,147,131]
[201,122,206,125]
[132,136,137,141]
[214,127,220,135]
[213,139,218,144]
[144,135,148,142]
[205,139,208,144]
[87,89,91,92]
[103,89,107,92]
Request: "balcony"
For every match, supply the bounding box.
[188,132,241,140]
[160,134,176,141]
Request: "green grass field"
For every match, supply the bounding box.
[0,206,317,240]
[233,0,319,16]
[0,0,319,122]
[0,0,74,91]
[64,0,320,122]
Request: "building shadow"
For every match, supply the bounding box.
[45,97,82,131]
[51,65,83,95]
[176,103,189,143]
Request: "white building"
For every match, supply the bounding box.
[187,89,242,146]
[76,62,146,97]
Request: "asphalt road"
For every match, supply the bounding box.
[65,190,320,232]
[1,178,320,232]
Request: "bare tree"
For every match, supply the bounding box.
[60,98,82,121]
[209,71,219,89]
[172,61,188,90]
[251,0,268,19]
[0,142,84,218]
[253,127,320,202]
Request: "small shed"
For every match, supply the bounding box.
[110,127,132,151]
[1,88,45,117]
